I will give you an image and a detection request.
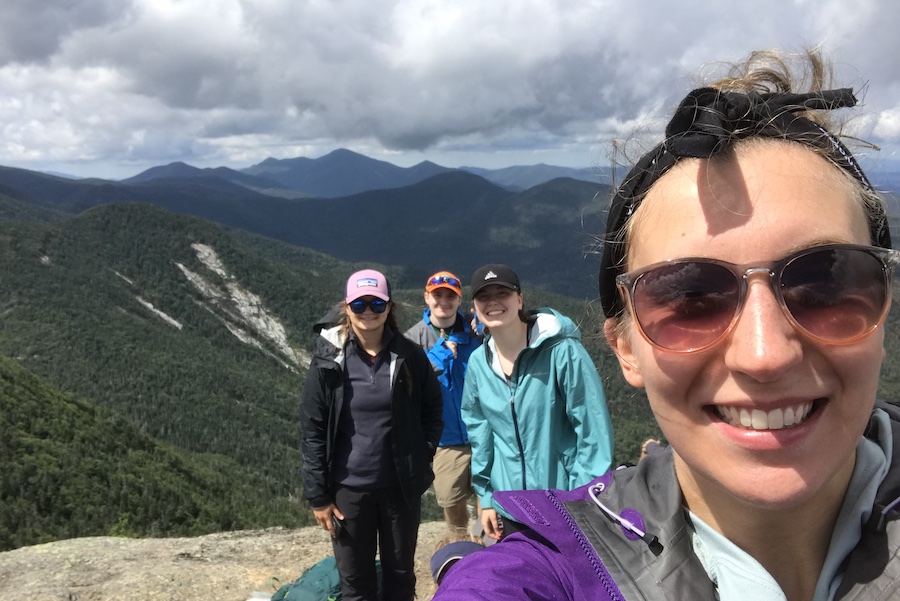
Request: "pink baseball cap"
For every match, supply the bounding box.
[345,269,391,303]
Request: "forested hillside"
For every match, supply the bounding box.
[0,201,611,549]
[0,203,339,503]
[0,356,309,551]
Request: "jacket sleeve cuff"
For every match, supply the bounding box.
[308,496,332,509]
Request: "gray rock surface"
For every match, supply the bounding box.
[0,521,450,600]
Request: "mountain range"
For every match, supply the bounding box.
[47,145,900,200]
[0,157,615,299]
[10,149,896,301]
[122,147,612,197]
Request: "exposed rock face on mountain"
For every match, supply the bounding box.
[0,521,449,601]
[176,242,309,369]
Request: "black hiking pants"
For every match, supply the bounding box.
[332,483,421,601]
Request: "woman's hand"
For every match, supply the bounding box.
[313,504,345,538]
[481,508,501,540]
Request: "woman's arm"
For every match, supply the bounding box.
[461,369,496,510]
[417,349,445,451]
[559,341,615,486]
[300,364,333,508]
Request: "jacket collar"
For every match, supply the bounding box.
[493,452,715,600]
[871,400,900,525]
[422,309,474,337]
[570,453,717,600]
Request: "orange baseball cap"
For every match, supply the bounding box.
[425,271,462,296]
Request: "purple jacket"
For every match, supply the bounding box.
[433,449,713,600]
[434,402,900,600]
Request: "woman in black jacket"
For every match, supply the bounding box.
[301,269,443,601]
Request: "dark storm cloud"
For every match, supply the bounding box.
[0,0,131,65]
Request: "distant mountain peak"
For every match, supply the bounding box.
[323,148,364,158]
[239,148,454,197]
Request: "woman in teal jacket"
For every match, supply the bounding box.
[462,264,613,540]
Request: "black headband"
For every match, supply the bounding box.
[599,86,891,318]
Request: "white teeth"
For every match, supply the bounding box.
[784,407,795,426]
[751,409,767,430]
[716,402,814,431]
[768,408,784,429]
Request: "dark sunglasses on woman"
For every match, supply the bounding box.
[616,244,900,353]
[348,298,389,314]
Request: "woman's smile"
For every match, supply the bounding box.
[712,400,816,431]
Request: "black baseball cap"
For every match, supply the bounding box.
[470,264,521,298]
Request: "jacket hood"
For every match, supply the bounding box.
[312,324,346,366]
[481,308,582,383]
[312,306,342,334]
[527,308,580,349]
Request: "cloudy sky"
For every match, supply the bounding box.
[2,0,899,180]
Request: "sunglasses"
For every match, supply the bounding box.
[616,244,900,353]
[348,298,389,314]
[429,275,461,288]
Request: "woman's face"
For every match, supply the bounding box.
[473,285,523,331]
[608,142,886,513]
[346,296,390,335]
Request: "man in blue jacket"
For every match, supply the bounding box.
[405,271,482,529]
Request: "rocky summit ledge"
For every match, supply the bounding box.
[0,521,449,600]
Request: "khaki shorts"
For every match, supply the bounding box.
[432,445,474,507]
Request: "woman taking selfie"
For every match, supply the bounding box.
[301,269,443,601]
[436,50,900,600]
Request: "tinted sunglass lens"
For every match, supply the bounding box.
[781,248,886,342]
[633,262,740,351]
[349,299,388,314]
[431,276,460,287]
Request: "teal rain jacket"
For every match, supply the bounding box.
[461,308,614,517]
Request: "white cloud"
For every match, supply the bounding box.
[0,0,899,178]
[874,106,900,139]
